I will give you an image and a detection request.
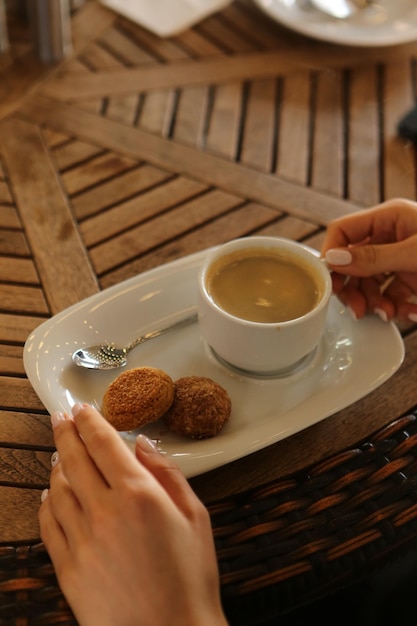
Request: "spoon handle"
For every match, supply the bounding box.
[125,312,198,353]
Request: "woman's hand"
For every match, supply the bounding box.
[39,404,228,626]
[321,198,417,322]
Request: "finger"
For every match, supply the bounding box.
[384,275,416,302]
[52,412,111,514]
[396,301,417,323]
[39,489,70,566]
[324,237,417,277]
[336,282,368,319]
[330,271,348,295]
[47,463,88,551]
[321,199,417,254]
[384,278,417,322]
[360,277,395,321]
[135,435,202,518]
[396,272,417,296]
[69,404,150,489]
[321,203,390,252]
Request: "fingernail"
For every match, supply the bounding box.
[51,451,59,467]
[347,306,357,321]
[41,488,49,503]
[51,411,66,429]
[408,313,417,323]
[374,308,388,322]
[325,249,353,266]
[136,434,159,454]
[71,403,87,417]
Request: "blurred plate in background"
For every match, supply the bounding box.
[252,0,417,46]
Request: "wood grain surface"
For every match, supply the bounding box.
[1,0,417,543]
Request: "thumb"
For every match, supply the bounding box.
[324,239,417,277]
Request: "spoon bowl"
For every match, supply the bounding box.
[72,312,198,370]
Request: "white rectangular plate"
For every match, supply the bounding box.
[24,248,405,478]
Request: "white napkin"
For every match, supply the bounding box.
[100,0,234,37]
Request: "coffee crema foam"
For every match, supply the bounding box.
[206,247,322,323]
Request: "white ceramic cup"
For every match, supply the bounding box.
[197,236,332,376]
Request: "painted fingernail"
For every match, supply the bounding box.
[136,434,159,454]
[374,308,388,322]
[408,313,417,323]
[71,403,87,417]
[51,451,59,467]
[41,488,49,503]
[51,411,66,429]
[347,306,357,321]
[325,249,353,266]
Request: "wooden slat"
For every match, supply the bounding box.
[0,117,99,314]
[0,411,52,448]
[61,152,138,196]
[20,95,361,224]
[0,258,38,284]
[0,182,13,205]
[0,377,44,411]
[70,0,116,51]
[240,78,277,171]
[0,285,47,315]
[276,71,311,184]
[173,85,209,146]
[348,65,380,206]
[98,25,161,65]
[80,176,207,246]
[79,98,107,114]
[70,164,172,219]
[173,28,224,58]
[40,44,417,101]
[78,40,126,70]
[383,60,416,200]
[41,127,72,148]
[0,230,30,256]
[90,188,245,274]
[255,215,318,241]
[106,93,141,125]
[311,69,344,196]
[0,313,47,344]
[196,14,257,54]
[0,345,25,375]
[205,82,243,158]
[0,446,51,487]
[51,138,104,170]
[115,16,192,62]
[138,89,176,135]
[100,201,282,287]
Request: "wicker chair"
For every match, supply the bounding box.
[2,412,417,626]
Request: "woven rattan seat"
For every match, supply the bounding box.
[2,412,417,626]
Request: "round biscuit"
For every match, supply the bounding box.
[102,366,174,431]
[164,376,231,439]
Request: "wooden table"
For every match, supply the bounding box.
[1,1,417,623]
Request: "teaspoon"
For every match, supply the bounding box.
[72,312,198,370]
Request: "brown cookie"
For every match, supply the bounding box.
[102,366,174,431]
[164,376,231,439]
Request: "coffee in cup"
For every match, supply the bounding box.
[205,247,323,324]
[197,236,332,376]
